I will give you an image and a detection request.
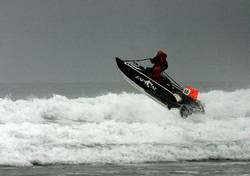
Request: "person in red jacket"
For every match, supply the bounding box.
[150,50,168,82]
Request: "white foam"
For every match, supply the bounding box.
[0,89,249,166]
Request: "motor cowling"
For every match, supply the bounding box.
[183,86,199,100]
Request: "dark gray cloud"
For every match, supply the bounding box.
[0,0,249,83]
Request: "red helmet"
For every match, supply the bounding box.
[156,50,167,57]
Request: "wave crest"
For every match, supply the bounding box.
[0,89,250,166]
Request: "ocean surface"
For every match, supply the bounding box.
[0,82,249,175]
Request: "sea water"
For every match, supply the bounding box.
[0,82,249,175]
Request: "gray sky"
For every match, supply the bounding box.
[0,0,249,83]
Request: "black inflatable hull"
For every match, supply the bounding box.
[116,57,180,109]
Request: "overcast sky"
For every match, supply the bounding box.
[0,0,249,83]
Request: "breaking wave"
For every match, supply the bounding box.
[0,89,250,166]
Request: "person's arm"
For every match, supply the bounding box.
[150,58,154,63]
[150,56,158,63]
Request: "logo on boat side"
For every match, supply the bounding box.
[135,76,157,90]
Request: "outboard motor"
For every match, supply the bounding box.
[183,86,199,100]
